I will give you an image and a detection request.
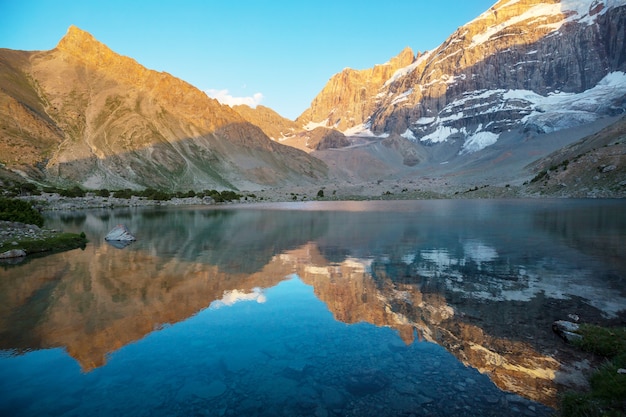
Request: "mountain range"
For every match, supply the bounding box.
[1,0,625,197]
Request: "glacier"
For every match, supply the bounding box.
[414,71,626,154]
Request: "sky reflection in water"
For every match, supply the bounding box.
[1,199,625,416]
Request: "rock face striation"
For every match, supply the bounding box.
[232,104,300,141]
[0,26,327,191]
[298,0,626,156]
[297,47,416,132]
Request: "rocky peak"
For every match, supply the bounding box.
[0,26,328,190]
[56,25,106,55]
[54,25,141,75]
[296,47,415,131]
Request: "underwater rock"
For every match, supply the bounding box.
[345,370,390,396]
[552,320,583,343]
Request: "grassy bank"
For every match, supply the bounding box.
[560,324,626,416]
[3,232,88,256]
[0,197,88,259]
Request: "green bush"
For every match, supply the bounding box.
[0,198,44,227]
[95,189,110,197]
[140,188,172,201]
[530,170,548,183]
[112,189,134,199]
[220,190,241,201]
[59,185,85,198]
[561,325,626,417]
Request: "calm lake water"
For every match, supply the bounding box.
[1,199,625,417]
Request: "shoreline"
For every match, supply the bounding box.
[0,220,87,262]
[16,184,625,213]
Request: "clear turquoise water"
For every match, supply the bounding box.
[1,199,625,416]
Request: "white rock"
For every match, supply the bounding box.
[104,224,136,241]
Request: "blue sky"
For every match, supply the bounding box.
[0,0,496,120]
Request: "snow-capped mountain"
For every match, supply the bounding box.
[298,0,626,156]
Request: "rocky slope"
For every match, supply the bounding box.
[232,104,300,140]
[524,114,626,197]
[0,26,327,191]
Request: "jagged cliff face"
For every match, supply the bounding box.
[296,47,416,132]
[0,26,327,190]
[300,0,626,156]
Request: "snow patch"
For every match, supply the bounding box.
[470,3,564,47]
[401,129,416,140]
[391,88,413,106]
[460,131,500,154]
[304,119,329,130]
[469,0,626,48]
[415,117,436,125]
[420,125,463,144]
[343,123,390,138]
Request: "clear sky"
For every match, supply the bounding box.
[0,0,496,120]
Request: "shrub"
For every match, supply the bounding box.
[530,170,548,183]
[140,188,171,201]
[575,324,626,358]
[560,325,626,416]
[95,189,110,197]
[16,182,39,195]
[112,189,134,199]
[0,198,44,227]
[59,185,85,198]
[220,190,241,202]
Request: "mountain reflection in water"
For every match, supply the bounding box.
[0,199,624,415]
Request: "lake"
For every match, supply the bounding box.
[1,199,625,416]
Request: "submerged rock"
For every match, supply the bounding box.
[552,320,583,343]
[104,224,136,244]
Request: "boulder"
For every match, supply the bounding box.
[0,249,27,259]
[104,224,136,242]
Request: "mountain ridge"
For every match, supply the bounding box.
[1,1,625,197]
[0,26,327,191]
[300,0,626,144]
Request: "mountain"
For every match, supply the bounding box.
[294,0,626,192]
[0,26,327,191]
[2,1,625,196]
[296,47,416,132]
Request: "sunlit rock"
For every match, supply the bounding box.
[104,224,136,246]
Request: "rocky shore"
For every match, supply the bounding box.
[0,221,56,259]
[0,220,87,261]
[19,193,215,211]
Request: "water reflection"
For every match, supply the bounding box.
[0,199,625,414]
